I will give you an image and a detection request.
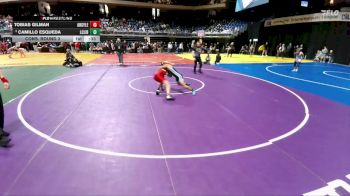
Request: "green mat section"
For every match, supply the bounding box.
[1,66,72,104]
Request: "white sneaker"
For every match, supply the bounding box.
[166,95,175,101]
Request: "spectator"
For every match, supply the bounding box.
[204,52,211,65]
[276,43,282,57]
[321,46,328,63]
[258,43,265,56]
[327,50,334,63]
[226,42,235,57]
[314,50,322,62]
[249,43,255,55]
[215,51,221,65]
[286,43,292,57]
[178,42,184,53]
[167,42,173,53]
[74,42,81,53]
[280,43,286,58]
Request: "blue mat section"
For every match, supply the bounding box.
[217,62,350,106]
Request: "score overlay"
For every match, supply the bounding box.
[12,19,101,42]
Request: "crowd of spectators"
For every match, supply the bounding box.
[314,46,334,63]
[87,40,243,54]
[253,42,306,58]
[101,17,247,36]
[12,40,237,55]
[0,15,12,34]
[88,40,193,54]
[1,39,339,64]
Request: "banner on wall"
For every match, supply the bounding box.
[264,12,350,27]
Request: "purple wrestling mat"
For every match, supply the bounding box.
[1,65,349,195]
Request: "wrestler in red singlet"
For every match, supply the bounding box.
[153,68,167,84]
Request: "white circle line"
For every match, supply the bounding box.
[128,76,205,95]
[323,71,350,81]
[111,58,188,64]
[266,64,350,91]
[17,67,310,159]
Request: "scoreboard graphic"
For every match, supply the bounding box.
[12,17,100,42]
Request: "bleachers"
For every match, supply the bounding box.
[101,18,248,38]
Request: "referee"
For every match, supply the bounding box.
[0,69,10,147]
[115,38,125,66]
[192,41,204,74]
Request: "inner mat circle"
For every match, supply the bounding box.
[128,76,205,95]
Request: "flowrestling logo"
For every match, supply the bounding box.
[40,16,73,21]
[304,173,350,196]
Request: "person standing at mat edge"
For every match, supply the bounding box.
[215,51,221,65]
[293,50,304,72]
[115,38,125,66]
[0,69,11,147]
[192,41,205,74]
